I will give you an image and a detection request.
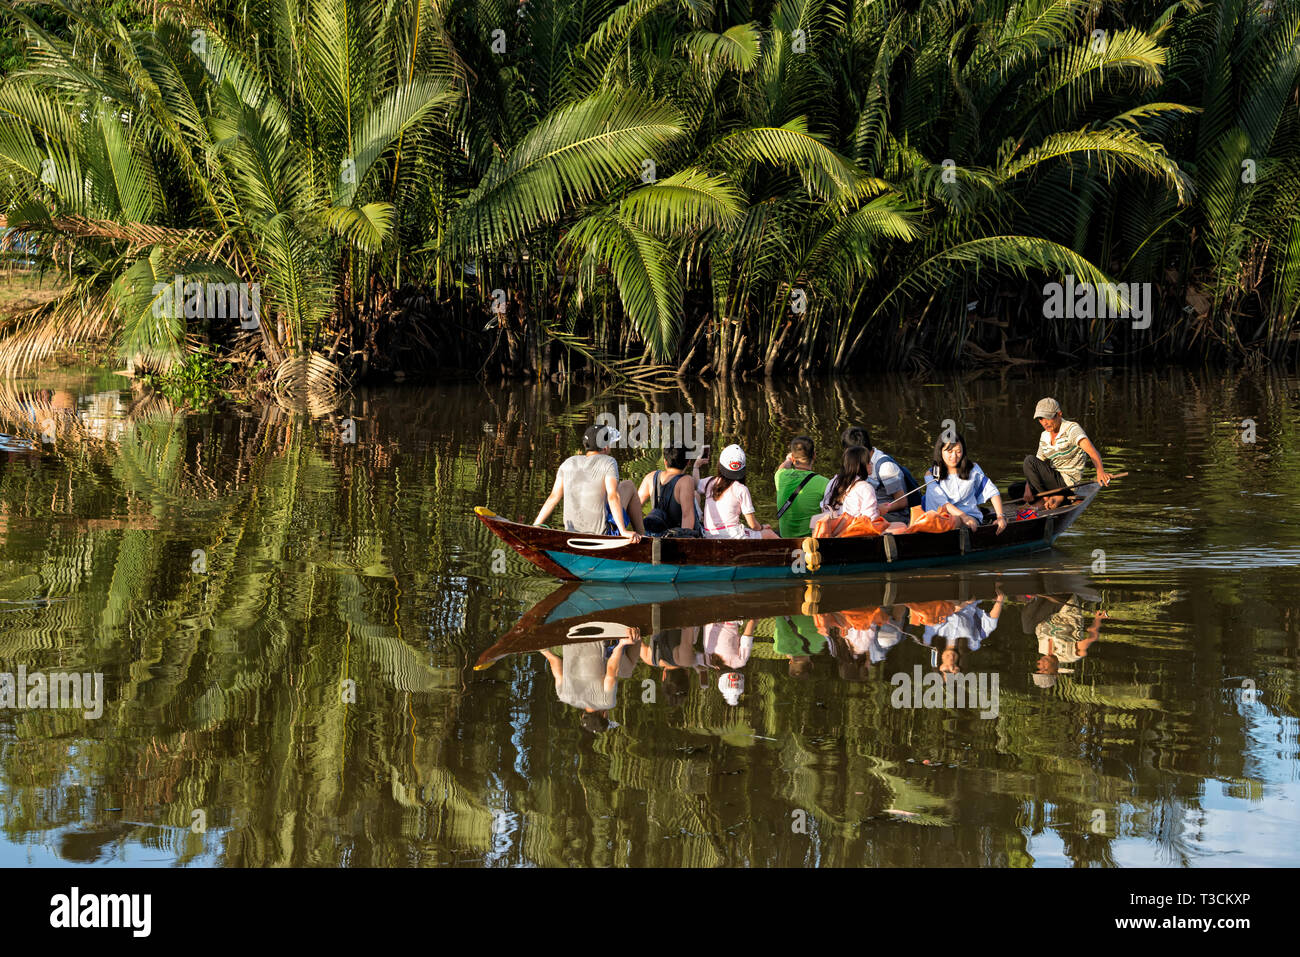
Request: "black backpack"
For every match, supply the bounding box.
[643,472,688,536]
[873,454,925,509]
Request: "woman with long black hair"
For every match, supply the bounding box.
[922,433,1007,534]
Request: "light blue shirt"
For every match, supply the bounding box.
[923,464,998,521]
[921,605,999,651]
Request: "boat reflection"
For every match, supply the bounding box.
[478,572,1109,719]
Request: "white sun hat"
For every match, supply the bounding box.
[718,444,747,477]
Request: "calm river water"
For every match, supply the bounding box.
[0,367,1296,867]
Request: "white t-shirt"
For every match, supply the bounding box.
[844,626,874,656]
[703,620,752,668]
[1037,420,1090,485]
[557,454,619,534]
[699,477,761,539]
[822,452,907,512]
[923,464,999,521]
[827,477,882,519]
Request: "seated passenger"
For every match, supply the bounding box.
[698,445,780,539]
[637,445,699,536]
[829,425,915,524]
[775,435,829,538]
[814,446,909,537]
[532,423,644,539]
[922,433,1007,534]
[818,426,868,511]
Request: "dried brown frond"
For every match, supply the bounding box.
[272,352,348,415]
[0,215,227,260]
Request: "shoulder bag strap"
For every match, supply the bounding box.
[776,472,818,519]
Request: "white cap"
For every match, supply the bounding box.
[719,444,747,475]
[718,671,744,706]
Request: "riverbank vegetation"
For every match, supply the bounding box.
[1,0,1298,388]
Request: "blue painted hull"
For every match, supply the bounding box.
[543,540,1051,583]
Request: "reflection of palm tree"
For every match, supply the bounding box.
[0,391,478,863]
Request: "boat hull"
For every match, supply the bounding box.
[475,484,1099,583]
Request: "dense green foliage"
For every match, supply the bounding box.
[1,0,1298,382]
[144,344,234,406]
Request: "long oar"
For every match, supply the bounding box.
[876,470,1126,512]
[1006,471,1128,506]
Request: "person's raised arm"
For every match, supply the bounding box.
[1078,437,1111,486]
[532,471,564,526]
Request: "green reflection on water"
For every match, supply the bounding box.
[0,368,1297,867]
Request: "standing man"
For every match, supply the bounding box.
[1021,398,1111,510]
[532,423,644,539]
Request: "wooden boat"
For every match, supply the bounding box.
[474,571,1101,667]
[474,482,1101,583]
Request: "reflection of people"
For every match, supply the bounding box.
[1023,594,1106,688]
[920,594,1004,673]
[703,619,755,705]
[772,613,826,677]
[641,625,700,707]
[718,671,744,706]
[539,631,640,732]
[816,608,893,681]
[532,423,643,539]
[703,619,755,670]
[867,608,909,664]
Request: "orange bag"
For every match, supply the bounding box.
[813,513,889,538]
[841,607,888,629]
[813,611,850,636]
[900,509,962,534]
[907,600,959,626]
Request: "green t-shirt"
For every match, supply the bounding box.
[774,467,830,538]
[773,615,827,657]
